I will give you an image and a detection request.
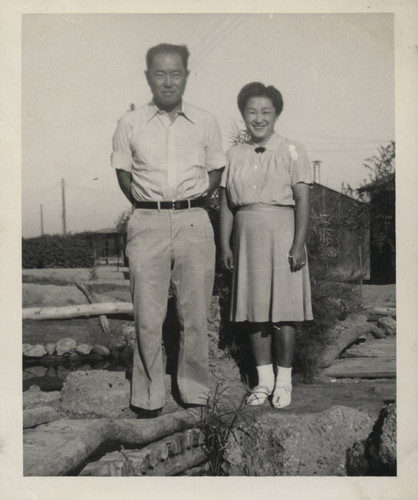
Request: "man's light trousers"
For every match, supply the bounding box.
[127,207,215,410]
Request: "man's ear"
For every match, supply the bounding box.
[145,70,150,84]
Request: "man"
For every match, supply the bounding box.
[111,43,225,417]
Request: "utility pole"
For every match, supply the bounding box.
[61,178,67,235]
[40,204,44,236]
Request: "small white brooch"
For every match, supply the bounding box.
[289,144,298,160]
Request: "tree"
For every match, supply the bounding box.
[343,142,396,281]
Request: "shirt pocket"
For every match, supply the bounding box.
[187,134,206,167]
[131,130,165,166]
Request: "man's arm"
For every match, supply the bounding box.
[116,169,135,205]
[206,168,224,198]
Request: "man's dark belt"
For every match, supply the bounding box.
[134,197,208,210]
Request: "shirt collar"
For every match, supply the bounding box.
[246,131,282,153]
[146,100,196,124]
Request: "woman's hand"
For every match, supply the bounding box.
[221,247,234,272]
[288,244,306,272]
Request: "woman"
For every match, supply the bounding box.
[220,82,313,409]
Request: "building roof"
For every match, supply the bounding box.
[357,172,395,193]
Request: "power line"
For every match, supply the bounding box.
[192,15,248,70]
[191,15,243,63]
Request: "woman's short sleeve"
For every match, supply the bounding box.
[111,116,133,172]
[220,149,231,188]
[289,142,313,186]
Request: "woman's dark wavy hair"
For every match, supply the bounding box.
[146,43,190,71]
[237,82,284,116]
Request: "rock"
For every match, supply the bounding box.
[23,385,60,409]
[56,366,71,381]
[223,405,374,476]
[366,403,396,474]
[23,370,34,380]
[109,327,126,350]
[76,343,93,355]
[24,366,48,378]
[23,407,59,428]
[78,364,93,372]
[376,316,396,336]
[56,338,77,356]
[46,367,57,378]
[346,440,369,475]
[121,323,136,348]
[92,344,110,356]
[60,370,131,418]
[207,296,221,332]
[45,342,56,355]
[23,344,47,358]
[68,352,79,362]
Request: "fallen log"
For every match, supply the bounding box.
[23,302,133,320]
[75,281,110,333]
[366,307,396,320]
[24,409,201,476]
[317,313,386,369]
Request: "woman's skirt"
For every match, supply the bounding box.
[230,204,313,323]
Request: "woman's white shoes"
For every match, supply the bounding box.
[272,384,292,409]
[246,385,272,406]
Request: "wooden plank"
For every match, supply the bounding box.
[345,337,396,358]
[323,356,396,378]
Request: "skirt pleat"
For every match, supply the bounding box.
[231,204,313,323]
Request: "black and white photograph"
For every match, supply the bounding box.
[1,1,418,499]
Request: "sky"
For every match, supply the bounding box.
[22,13,394,238]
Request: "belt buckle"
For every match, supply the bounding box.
[172,200,176,210]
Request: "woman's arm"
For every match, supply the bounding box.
[289,182,311,272]
[219,188,234,271]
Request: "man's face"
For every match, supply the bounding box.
[146,52,189,110]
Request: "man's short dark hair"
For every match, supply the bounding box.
[237,82,284,116]
[146,43,190,71]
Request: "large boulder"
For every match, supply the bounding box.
[366,403,396,473]
[223,405,374,476]
[347,403,396,475]
[60,370,134,418]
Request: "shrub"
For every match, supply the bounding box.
[22,233,95,269]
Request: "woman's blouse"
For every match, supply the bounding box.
[220,132,312,208]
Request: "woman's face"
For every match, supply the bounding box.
[243,96,278,144]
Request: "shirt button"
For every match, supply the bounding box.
[254,165,258,170]
[252,185,257,189]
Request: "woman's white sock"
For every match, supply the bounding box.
[256,364,274,391]
[276,366,292,386]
